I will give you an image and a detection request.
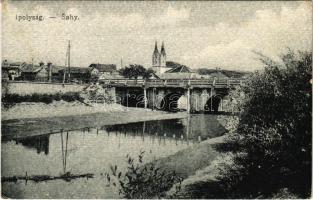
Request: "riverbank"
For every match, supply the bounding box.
[140,135,226,198]
[2,103,187,140]
[2,100,124,121]
[142,124,228,198]
[153,135,226,179]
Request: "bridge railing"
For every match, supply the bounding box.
[99,78,245,87]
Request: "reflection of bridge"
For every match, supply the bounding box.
[100,78,245,113]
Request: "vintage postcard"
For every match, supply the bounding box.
[1,0,312,199]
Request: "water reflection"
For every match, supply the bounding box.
[8,115,225,157]
[104,114,225,141]
[1,114,226,199]
[60,131,69,173]
[15,135,50,155]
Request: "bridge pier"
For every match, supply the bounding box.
[210,88,213,111]
[126,88,129,108]
[143,87,147,109]
[152,88,156,110]
[186,88,191,114]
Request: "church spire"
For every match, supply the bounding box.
[152,41,160,68]
[154,41,159,53]
[161,41,166,55]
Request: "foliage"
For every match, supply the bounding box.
[2,92,84,109]
[215,50,312,198]
[270,188,299,199]
[119,65,156,79]
[80,83,115,104]
[2,79,9,99]
[144,68,156,79]
[106,151,182,198]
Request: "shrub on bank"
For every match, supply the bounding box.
[214,50,312,198]
[106,151,182,199]
[80,83,115,104]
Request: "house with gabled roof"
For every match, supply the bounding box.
[159,64,201,79]
[88,63,117,79]
[2,60,27,80]
[21,62,48,81]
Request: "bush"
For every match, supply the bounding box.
[106,151,182,198]
[61,92,84,102]
[81,84,115,104]
[215,50,312,198]
[1,80,9,98]
[2,92,84,108]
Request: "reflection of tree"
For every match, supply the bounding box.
[60,131,69,174]
[15,135,50,155]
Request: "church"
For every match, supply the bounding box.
[152,41,171,74]
[151,41,198,78]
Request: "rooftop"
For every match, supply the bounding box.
[59,67,91,74]
[89,64,116,72]
[165,65,192,73]
[21,64,43,73]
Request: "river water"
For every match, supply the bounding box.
[1,114,226,198]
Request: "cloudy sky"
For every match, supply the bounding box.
[2,1,312,71]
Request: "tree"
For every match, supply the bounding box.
[215,50,312,198]
[119,65,155,79]
[143,68,156,79]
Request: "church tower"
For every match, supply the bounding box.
[152,41,167,74]
[152,41,160,67]
[160,42,166,67]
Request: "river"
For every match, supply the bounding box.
[1,114,226,198]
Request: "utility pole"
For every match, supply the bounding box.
[68,40,71,83]
[63,50,67,84]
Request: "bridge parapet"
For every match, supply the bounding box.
[99,78,245,88]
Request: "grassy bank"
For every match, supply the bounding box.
[2,100,124,120]
[153,136,225,179]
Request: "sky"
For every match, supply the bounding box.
[2,1,312,71]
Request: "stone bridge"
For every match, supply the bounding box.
[100,78,245,113]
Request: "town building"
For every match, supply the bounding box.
[49,64,67,82]
[58,67,91,83]
[159,65,201,79]
[2,60,27,80]
[88,63,117,79]
[21,62,48,82]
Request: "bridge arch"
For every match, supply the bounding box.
[204,94,224,113]
[157,92,185,112]
[119,89,145,108]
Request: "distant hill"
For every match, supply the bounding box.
[197,68,250,78]
[165,61,250,78]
